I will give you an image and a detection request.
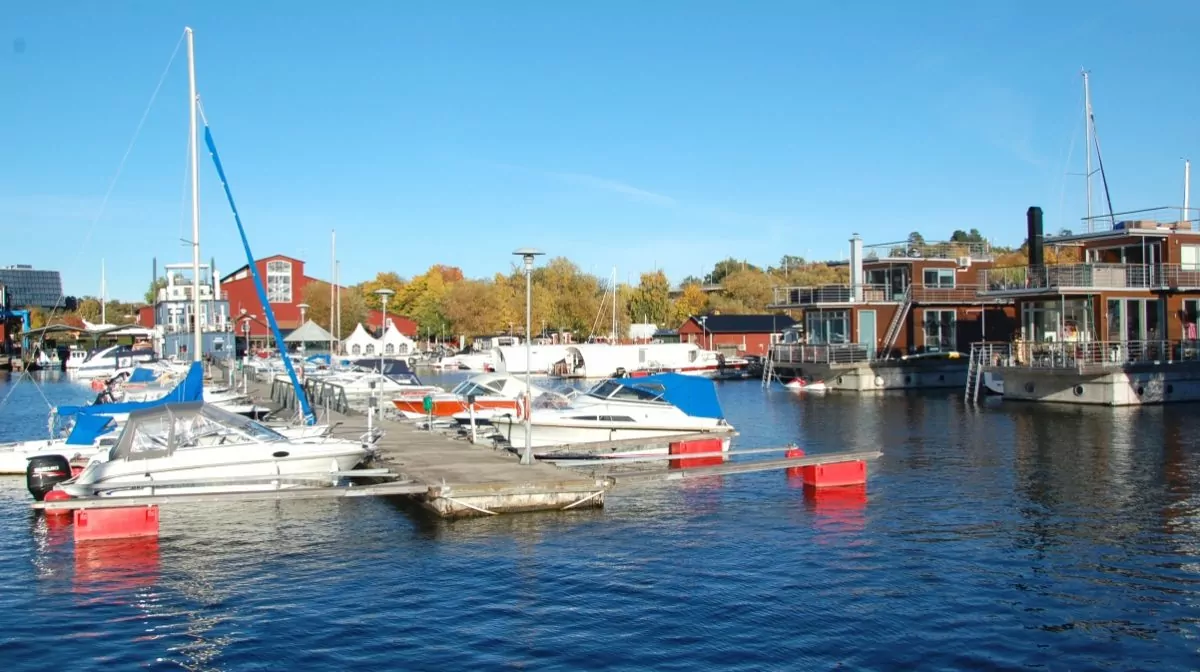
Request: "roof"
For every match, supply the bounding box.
[685,314,796,333]
[628,373,725,420]
[283,319,335,343]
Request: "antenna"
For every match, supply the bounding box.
[1083,69,1093,229]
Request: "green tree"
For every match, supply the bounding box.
[301,280,368,338]
[77,297,101,322]
[710,258,760,285]
[144,277,167,304]
[357,272,407,311]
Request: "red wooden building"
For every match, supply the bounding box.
[678,314,796,356]
[366,309,418,338]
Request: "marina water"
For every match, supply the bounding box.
[1,372,1198,670]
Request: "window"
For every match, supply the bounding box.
[266,260,292,303]
[923,268,955,288]
[365,344,375,355]
[385,343,395,355]
[398,344,409,355]
[1184,300,1200,340]
[923,310,956,351]
[805,311,848,344]
[351,344,361,355]
[1181,245,1200,271]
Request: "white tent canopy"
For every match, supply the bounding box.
[284,320,334,344]
[343,321,417,356]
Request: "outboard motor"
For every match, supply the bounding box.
[26,455,73,501]
[614,367,627,378]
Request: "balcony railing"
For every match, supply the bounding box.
[769,343,874,365]
[979,264,1161,294]
[981,339,1200,371]
[771,283,994,306]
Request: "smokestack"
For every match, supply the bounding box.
[1027,207,1044,267]
[849,233,863,302]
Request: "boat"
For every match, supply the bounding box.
[0,415,119,475]
[784,378,828,392]
[55,402,370,498]
[982,371,1004,395]
[67,344,158,379]
[391,372,545,419]
[491,372,735,458]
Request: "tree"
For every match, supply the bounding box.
[710,258,759,285]
[626,270,672,325]
[908,231,925,245]
[777,255,806,272]
[301,280,368,338]
[357,272,407,311]
[441,279,503,336]
[671,282,709,325]
[77,297,101,322]
[711,268,773,313]
[26,307,47,330]
[144,278,168,304]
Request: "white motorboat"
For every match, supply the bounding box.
[784,378,828,392]
[983,371,1004,395]
[491,373,734,458]
[56,402,371,498]
[392,372,548,420]
[0,415,120,475]
[67,345,158,379]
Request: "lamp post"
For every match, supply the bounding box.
[297,302,309,381]
[374,286,394,364]
[512,247,544,465]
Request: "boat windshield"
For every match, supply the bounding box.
[586,379,666,403]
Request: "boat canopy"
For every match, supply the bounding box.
[57,361,204,418]
[64,415,117,446]
[628,372,725,419]
[109,401,286,461]
[564,343,703,377]
[128,368,159,384]
[493,345,572,374]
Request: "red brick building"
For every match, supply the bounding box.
[365,309,418,338]
[677,314,797,356]
[222,255,319,340]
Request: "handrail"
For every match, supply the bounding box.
[984,339,1199,370]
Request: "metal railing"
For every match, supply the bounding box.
[862,240,992,261]
[771,282,995,306]
[979,264,1160,294]
[982,339,1200,371]
[769,343,874,365]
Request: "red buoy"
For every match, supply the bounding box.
[43,489,72,516]
[786,446,806,479]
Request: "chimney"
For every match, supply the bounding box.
[849,233,864,302]
[1027,206,1044,267]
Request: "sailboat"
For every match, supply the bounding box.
[33,28,361,496]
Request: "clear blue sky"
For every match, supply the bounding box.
[3,1,1199,301]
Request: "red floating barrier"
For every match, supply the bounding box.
[669,438,725,469]
[801,460,867,488]
[74,506,160,541]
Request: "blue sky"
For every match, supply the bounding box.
[3,1,1200,301]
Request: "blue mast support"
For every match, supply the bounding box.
[203,125,316,425]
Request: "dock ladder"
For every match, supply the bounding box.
[761,351,778,388]
[965,343,984,403]
[878,284,912,359]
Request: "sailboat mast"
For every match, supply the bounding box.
[100,258,106,324]
[1083,69,1094,232]
[611,267,617,342]
[330,229,336,355]
[1185,159,1192,225]
[186,27,202,362]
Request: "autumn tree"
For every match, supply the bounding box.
[358,272,407,311]
[671,282,709,325]
[77,297,102,322]
[709,258,759,285]
[301,280,368,338]
[625,270,671,325]
[440,279,501,337]
[532,257,601,335]
[709,269,773,313]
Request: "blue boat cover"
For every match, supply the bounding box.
[58,361,204,417]
[65,415,116,445]
[128,367,159,384]
[629,372,725,420]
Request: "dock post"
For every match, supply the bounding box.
[468,394,477,443]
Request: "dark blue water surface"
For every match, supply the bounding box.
[1,370,1198,670]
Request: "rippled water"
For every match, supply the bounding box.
[1,370,1198,670]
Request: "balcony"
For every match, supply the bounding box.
[979,264,1169,295]
[770,282,998,307]
[770,343,874,365]
[979,339,1200,373]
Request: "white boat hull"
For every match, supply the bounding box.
[0,440,92,475]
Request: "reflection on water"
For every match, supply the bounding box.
[2,375,1200,668]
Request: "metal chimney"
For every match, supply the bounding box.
[850,233,864,302]
[1027,207,1044,267]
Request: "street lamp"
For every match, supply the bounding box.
[297,302,309,380]
[512,247,544,465]
[374,287,394,366]
[239,308,248,367]
[699,315,710,350]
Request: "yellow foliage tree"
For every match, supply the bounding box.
[671,283,709,326]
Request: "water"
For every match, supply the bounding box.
[1,371,1199,670]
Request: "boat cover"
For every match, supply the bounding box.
[127,367,159,384]
[57,361,204,417]
[65,415,116,445]
[306,353,331,365]
[628,372,725,419]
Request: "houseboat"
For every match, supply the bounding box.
[974,205,1200,405]
[767,233,1016,390]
